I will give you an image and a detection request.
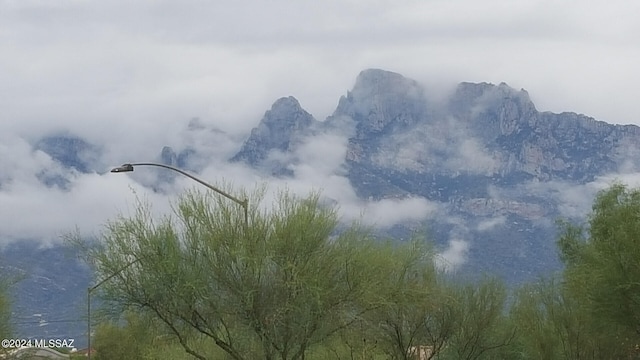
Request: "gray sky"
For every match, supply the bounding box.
[2,0,640,252]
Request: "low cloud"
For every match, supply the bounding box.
[294,133,350,178]
[435,238,470,273]
[455,138,498,174]
[477,216,506,232]
[252,131,439,228]
[0,171,172,246]
[346,196,438,228]
[522,172,640,221]
[373,115,497,176]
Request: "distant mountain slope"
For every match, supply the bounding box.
[2,242,89,345]
[232,68,640,283]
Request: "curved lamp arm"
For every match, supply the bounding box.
[110,162,248,227]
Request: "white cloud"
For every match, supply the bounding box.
[459,138,498,172]
[351,197,438,228]
[373,114,498,176]
[0,172,172,245]
[522,172,640,221]
[477,216,507,232]
[244,132,438,228]
[435,239,470,273]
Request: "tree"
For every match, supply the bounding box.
[77,187,388,360]
[558,183,640,343]
[360,240,455,360]
[511,276,631,360]
[0,261,24,359]
[0,276,11,341]
[441,278,516,360]
[92,311,155,360]
[0,255,23,343]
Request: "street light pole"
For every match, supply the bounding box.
[110,163,248,228]
[87,257,142,360]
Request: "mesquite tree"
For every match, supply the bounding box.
[79,188,388,360]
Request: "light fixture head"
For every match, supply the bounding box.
[110,164,134,173]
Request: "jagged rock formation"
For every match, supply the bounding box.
[231,96,320,176]
[447,81,640,182]
[235,68,640,195]
[231,97,319,166]
[232,68,640,283]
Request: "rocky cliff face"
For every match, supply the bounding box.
[447,81,640,182]
[232,68,640,283]
[335,70,640,185]
[235,68,640,193]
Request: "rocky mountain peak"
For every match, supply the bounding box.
[333,69,428,133]
[449,81,535,119]
[350,68,420,96]
[264,96,307,124]
[231,96,318,166]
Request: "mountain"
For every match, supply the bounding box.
[232,68,640,281]
[5,68,640,346]
[236,69,640,184]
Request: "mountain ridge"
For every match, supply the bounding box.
[229,68,640,285]
[233,69,640,184]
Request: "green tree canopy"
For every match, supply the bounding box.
[558,183,640,342]
[0,277,11,340]
[510,276,632,360]
[79,187,408,360]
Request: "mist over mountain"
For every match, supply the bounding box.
[4,68,640,346]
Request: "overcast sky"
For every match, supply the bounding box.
[2,0,640,253]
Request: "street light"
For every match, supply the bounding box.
[96,162,248,357]
[110,162,249,228]
[87,257,142,360]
